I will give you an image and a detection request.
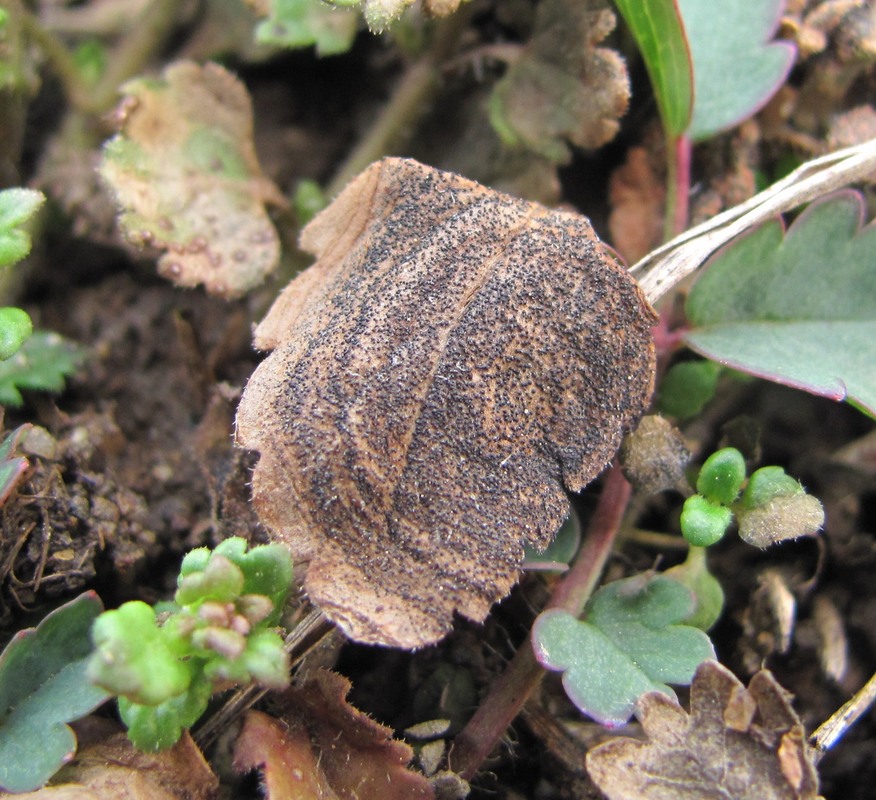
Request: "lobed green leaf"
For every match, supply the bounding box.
[532,575,714,727]
[686,191,876,417]
[0,593,110,793]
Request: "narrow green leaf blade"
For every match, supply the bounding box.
[0,593,110,792]
[678,0,794,141]
[685,191,876,417]
[614,0,693,137]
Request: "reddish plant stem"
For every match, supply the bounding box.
[663,133,693,242]
[450,465,632,781]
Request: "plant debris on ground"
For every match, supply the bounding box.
[0,1,875,799]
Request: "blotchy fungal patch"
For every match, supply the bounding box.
[236,158,656,648]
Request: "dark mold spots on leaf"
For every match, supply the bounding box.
[236,158,656,648]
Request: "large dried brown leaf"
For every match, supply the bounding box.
[236,157,656,647]
[586,661,820,800]
[233,671,433,800]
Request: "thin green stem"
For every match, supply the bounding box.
[23,0,180,115]
[449,465,632,781]
[326,7,474,197]
[87,0,180,114]
[20,8,91,111]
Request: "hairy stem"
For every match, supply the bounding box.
[21,0,179,115]
[87,0,180,114]
[450,465,632,781]
[20,8,91,112]
[326,7,474,197]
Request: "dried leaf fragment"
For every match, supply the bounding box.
[233,671,433,800]
[100,61,283,299]
[586,661,819,800]
[236,157,656,647]
[489,0,630,162]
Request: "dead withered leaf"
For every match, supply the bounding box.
[100,61,284,299]
[236,157,656,648]
[586,660,820,800]
[489,0,630,163]
[233,670,433,800]
[5,732,218,800]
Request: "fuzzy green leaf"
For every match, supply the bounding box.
[88,601,192,706]
[532,575,714,727]
[178,537,292,622]
[0,331,84,407]
[678,0,794,141]
[614,0,692,137]
[118,674,212,752]
[681,495,732,547]
[696,447,746,506]
[0,593,110,793]
[0,188,45,269]
[255,0,359,55]
[0,306,32,361]
[685,191,876,417]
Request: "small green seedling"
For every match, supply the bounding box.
[680,447,823,548]
[88,537,293,751]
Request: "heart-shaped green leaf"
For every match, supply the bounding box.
[685,191,876,417]
[532,575,714,727]
[678,0,795,141]
[0,593,110,792]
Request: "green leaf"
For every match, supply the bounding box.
[523,510,581,572]
[685,191,876,417]
[88,601,192,706]
[696,447,746,506]
[656,359,721,419]
[0,593,110,793]
[680,494,732,547]
[736,466,824,548]
[0,188,45,269]
[665,547,725,631]
[0,331,84,407]
[119,673,212,752]
[178,537,292,622]
[741,465,804,509]
[532,575,714,727]
[613,0,693,137]
[100,61,283,299]
[677,0,794,141]
[0,306,32,361]
[255,0,359,55]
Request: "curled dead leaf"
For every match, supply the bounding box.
[586,661,820,800]
[236,157,656,647]
[233,671,433,800]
